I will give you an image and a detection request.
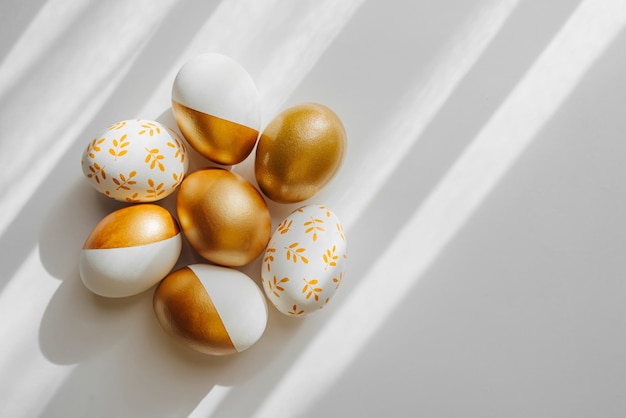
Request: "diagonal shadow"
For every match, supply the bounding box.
[204,0,584,416]
[307,26,626,417]
[251,0,625,414]
[0,0,223,292]
[0,0,49,64]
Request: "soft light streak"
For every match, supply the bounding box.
[338,0,520,230]
[0,1,91,99]
[254,0,626,416]
[188,385,234,418]
[0,0,180,238]
[0,247,74,417]
[139,0,365,128]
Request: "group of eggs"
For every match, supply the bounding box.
[79,53,348,356]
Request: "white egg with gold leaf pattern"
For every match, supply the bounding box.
[81,119,188,202]
[261,205,347,317]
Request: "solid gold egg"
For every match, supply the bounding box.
[176,168,271,266]
[254,103,347,203]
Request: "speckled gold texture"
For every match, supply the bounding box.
[176,168,271,266]
[83,204,179,249]
[255,103,347,203]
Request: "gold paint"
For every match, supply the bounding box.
[172,100,259,165]
[176,168,271,266]
[254,103,347,203]
[153,267,236,355]
[83,204,179,249]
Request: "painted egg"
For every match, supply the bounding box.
[171,53,261,165]
[81,119,188,202]
[176,168,271,267]
[255,103,347,203]
[80,204,182,298]
[153,264,268,355]
[261,205,347,317]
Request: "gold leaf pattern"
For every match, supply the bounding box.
[144,147,165,171]
[86,137,106,158]
[112,170,137,190]
[171,172,184,189]
[138,122,161,136]
[167,137,186,163]
[284,242,308,264]
[333,272,343,289]
[288,304,305,316]
[86,162,106,184]
[108,121,126,130]
[267,276,289,298]
[108,134,130,160]
[277,219,293,235]
[146,178,165,199]
[301,278,322,301]
[125,192,141,203]
[263,247,276,272]
[304,217,325,242]
[336,223,346,241]
[319,205,331,217]
[323,245,338,270]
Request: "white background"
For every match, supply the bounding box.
[2,0,626,417]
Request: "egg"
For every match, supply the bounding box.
[81,119,188,202]
[255,103,347,203]
[176,168,271,266]
[261,205,347,316]
[153,264,268,355]
[80,204,182,298]
[171,53,261,165]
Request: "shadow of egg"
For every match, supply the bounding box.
[39,176,126,281]
[38,269,150,364]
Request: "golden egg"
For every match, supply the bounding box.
[80,204,182,298]
[153,264,268,355]
[176,168,271,266]
[171,53,261,165]
[254,103,347,203]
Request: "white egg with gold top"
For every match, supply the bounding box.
[80,204,182,298]
[171,53,261,165]
[261,205,347,317]
[81,119,188,202]
[153,264,268,355]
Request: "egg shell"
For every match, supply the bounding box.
[153,264,268,355]
[261,205,347,317]
[81,119,188,202]
[80,204,182,298]
[254,103,347,203]
[176,168,271,267]
[171,53,261,165]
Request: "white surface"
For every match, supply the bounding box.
[2,0,626,417]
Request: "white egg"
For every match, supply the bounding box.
[80,204,182,298]
[154,264,268,355]
[261,205,347,317]
[81,119,188,202]
[171,53,261,165]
